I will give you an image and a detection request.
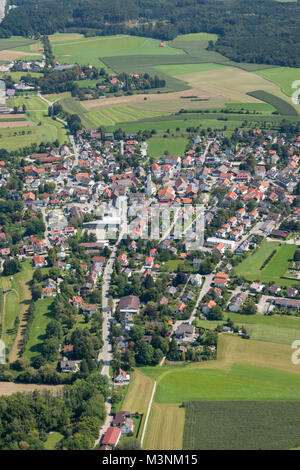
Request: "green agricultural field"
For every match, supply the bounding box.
[0,37,38,51]
[183,401,300,450]
[256,67,300,97]
[175,33,219,42]
[153,363,300,403]
[144,403,185,450]
[147,137,188,157]
[4,96,68,149]
[106,117,245,134]
[23,297,54,361]
[223,101,275,113]
[197,313,300,345]
[84,104,168,128]
[235,240,299,286]
[155,62,224,76]
[51,35,184,68]
[247,90,299,115]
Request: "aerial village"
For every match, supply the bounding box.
[1,124,300,447]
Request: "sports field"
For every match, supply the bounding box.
[183,401,300,450]
[235,240,299,286]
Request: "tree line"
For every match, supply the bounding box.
[1,0,300,67]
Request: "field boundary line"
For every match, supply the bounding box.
[141,380,157,448]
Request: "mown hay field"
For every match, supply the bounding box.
[144,403,185,450]
[122,369,154,414]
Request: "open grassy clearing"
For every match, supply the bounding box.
[144,403,185,450]
[235,240,300,286]
[0,260,33,358]
[44,432,64,450]
[183,401,300,450]
[175,33,219,42]
[256,67,300,96]
[23,297,54,361]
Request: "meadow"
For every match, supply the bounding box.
[183,401,300,450]
[197,313,300,346]
[147,137,188,158]
[50,35,184,68]
[142,335,300,449]
[143,403,185,450]
[122,369,155,414]
[247,90,298,116]
[235,240,299,286]
[0,260,32,359]
[23,297,54,361]
[154,363,300,403]
[3,96,68,150]
[155,62,225,76]
[256,67,300,96]
[32,31,297,131]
